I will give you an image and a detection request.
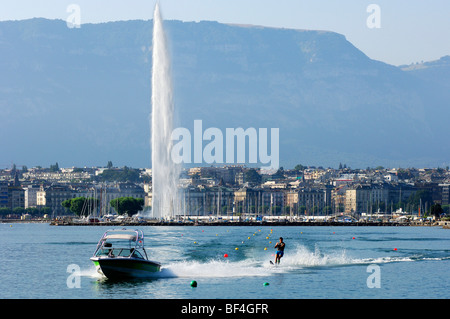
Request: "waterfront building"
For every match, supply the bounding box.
[188,166,244,185]
[345,184,389,215]
[386,183,417,207]
[183,185,235,217]
[23,184,41,208]
[332,184,348,215]
[287,187,326,216]
[0,181,9,208]
[36,182,147,217]
[260,189,286,215]
[8,175,25,210]
[233,187,265,216]
[36,185,46,207]
[98,183,146,215]
[439,183,450,205]
[42,184,73,216]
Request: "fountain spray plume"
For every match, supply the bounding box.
[151,3,181,219]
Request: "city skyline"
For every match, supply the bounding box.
[2,161,450,171]
[1,161,449,220]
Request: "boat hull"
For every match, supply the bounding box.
[91,257,161,279]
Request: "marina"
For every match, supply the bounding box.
[51,219,410,227]
[46,213,442,227]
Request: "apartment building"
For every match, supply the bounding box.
[287,188,326,215]
[0,182,8,208]
[345,184,389,214]
[24,184,42,208]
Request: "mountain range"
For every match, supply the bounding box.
[0,18,449,169]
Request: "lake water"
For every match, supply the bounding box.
[1,223,449,299]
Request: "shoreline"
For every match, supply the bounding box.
[49,220,438,227]
[3,219,448,228]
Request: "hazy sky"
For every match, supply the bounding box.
[1,0,449,66]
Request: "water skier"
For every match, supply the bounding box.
[274,237,285,264]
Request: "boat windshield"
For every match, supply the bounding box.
[93,229,147,259]
[95,248,145,259]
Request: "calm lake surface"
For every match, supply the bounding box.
[1,223,449,299]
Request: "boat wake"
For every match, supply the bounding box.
[279,243,450,268]
[79,267,102,279]
[80,259,274,280]
[80,243,449,280]
[158,259,276,278]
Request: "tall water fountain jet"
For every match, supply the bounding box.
[151,3,180,219]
